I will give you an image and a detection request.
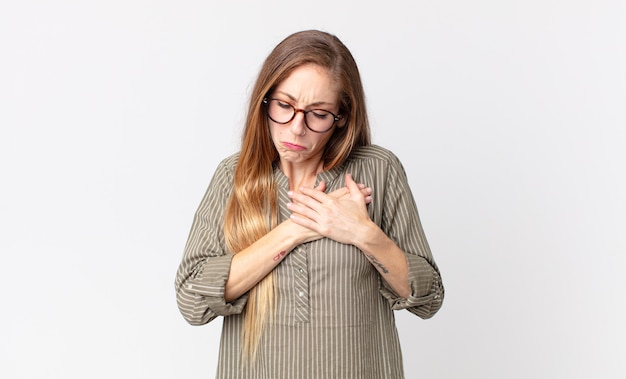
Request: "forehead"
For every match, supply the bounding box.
[274,63,340,105]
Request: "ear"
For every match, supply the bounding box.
[336,115,348,128]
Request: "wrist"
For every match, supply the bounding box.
[353,219,381,252]
[281,218,317,245]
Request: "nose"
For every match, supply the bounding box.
[289,111,307,136]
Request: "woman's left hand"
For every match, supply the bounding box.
[287,173,372,245]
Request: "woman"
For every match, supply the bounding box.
[175,30,443,379]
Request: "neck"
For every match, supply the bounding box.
[279,159,325,191]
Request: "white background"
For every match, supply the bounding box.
[1,1,624,378]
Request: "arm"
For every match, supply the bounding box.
[174,159,240,325]
[175,161,372,324]
[224,180,373,302]
[223,219,310,302]
[174,170,311,323]
[376,156,444,318]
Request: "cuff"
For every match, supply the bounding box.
[185,253,248,316]
[380,254,443,315]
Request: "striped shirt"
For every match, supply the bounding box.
[175,145,444,379]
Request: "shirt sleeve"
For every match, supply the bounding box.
[174,157,248,325]
[377,152,444,319]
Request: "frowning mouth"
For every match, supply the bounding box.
[282,142,305,151]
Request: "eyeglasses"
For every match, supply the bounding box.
[263,98,341,133]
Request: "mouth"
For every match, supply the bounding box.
[282,142,305,151]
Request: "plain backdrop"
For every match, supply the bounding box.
[1,1,624,378]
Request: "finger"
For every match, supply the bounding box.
[286,200,319,219]
[327,186,350,199]
[298,185,331,203]
[311,182,371,202]
[288,190,325,210]
[289,212,321,233]
[345,173,364,197]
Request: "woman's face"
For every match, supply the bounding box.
[268,63,341,168]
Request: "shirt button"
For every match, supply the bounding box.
[298,268,304,273]
[298,291,305,297]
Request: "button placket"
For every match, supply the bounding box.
[292,245,310,323]
[274,167,312,323]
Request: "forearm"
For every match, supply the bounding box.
[354,221,411,299]
[224,219,313,302]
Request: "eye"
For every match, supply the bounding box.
[276,100,292,110]
[310,110,331,120]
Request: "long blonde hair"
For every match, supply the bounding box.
[223,30,371,360]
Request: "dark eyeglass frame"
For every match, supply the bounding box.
[262,98,341,133]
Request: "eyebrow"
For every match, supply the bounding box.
[275,91,335,108]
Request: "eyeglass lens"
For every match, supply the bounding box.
[266,99,336,133]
